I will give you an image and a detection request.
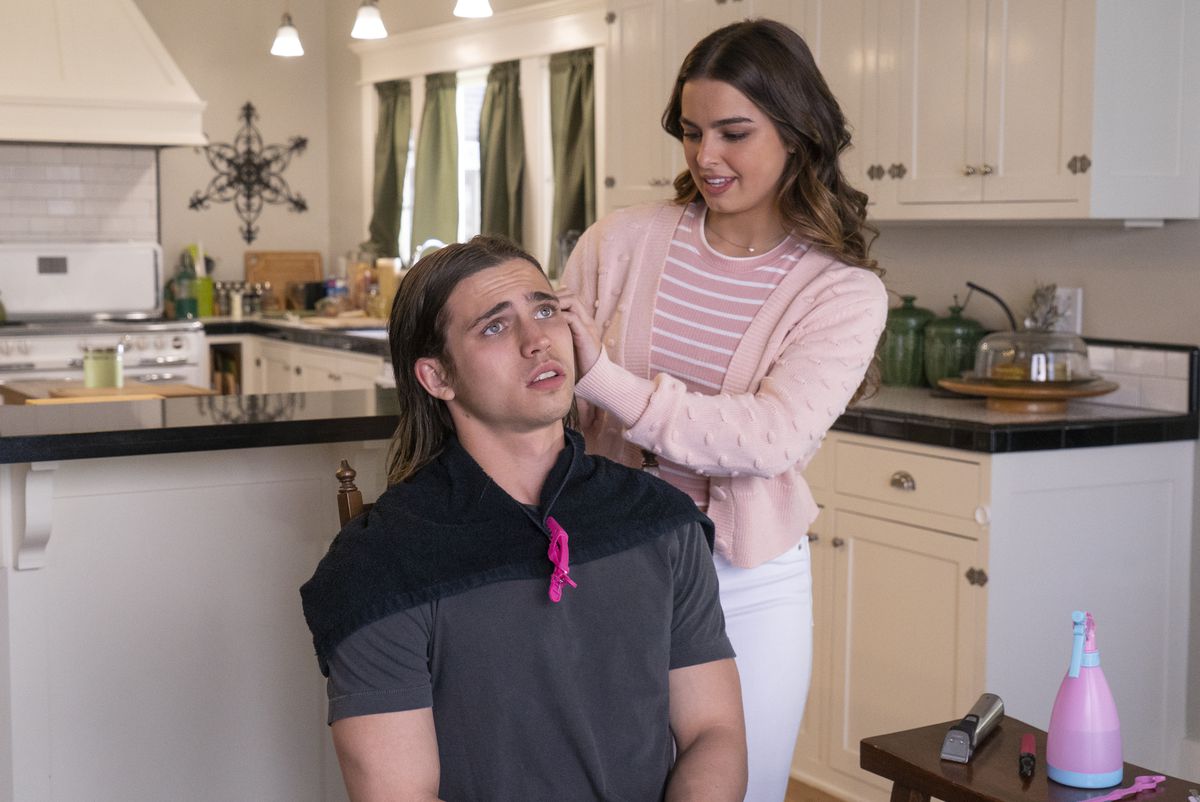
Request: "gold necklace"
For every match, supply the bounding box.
[705,218,788,255]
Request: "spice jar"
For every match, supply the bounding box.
[924,305,985,387]
[83,345,124,389]
[880,295,935,386]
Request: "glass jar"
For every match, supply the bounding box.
[924,306,985,386]
[83,345,124,389]
[880,295,935,386]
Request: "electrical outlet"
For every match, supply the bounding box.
[1053,287,1083,334]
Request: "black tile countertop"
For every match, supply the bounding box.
[0,324,1193,463]
[204,318,390,358]
[0,384,1195,465]
[835,386,1198,452]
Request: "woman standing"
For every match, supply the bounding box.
[558,19,886,801]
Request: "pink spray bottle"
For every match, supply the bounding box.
[1046,611,1123,788]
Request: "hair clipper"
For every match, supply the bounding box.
[940,693,1004,763]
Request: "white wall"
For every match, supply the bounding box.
[132,0,331,281]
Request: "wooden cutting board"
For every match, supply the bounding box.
[1,381,215,404]
[302,316,388,329]
[245,251,323,311]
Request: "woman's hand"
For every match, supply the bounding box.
[556,289,603,376]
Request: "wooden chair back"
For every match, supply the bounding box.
[336,460,373,526]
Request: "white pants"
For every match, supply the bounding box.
[715,542,813,802]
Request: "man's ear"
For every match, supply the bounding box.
[414,357,455,401]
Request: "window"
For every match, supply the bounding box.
[456,68,488,243]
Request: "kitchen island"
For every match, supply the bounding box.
[0,375,1195,801]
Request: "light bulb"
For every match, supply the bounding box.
[270,13,304,57]
[453,0,493,18]
[351,1,388,39]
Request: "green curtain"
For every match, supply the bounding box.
[479,61,525,243]
[412,72,459,248]
[549,48,596,278]
[361,80,411,259]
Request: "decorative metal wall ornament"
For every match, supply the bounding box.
[189,102,308,244]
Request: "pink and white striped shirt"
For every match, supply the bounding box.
[649,203,809,508]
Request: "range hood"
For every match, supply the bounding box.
[0,0,206,147]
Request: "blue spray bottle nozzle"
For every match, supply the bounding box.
[1069,610,1086,678]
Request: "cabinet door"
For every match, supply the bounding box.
[980,0,1092,203]
[258,343,298,394]
[896,0,988,203]
[603,0,678,212]
[297,350,382,392]
[826,510,984,786]
[806,0,901,213]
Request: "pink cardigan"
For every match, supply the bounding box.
[562,202,887,568]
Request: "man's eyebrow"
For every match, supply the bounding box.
[465,292,555,330]
[467,300,511,330]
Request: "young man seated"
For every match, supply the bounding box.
[301,236,747,802]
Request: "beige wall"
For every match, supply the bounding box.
[874,220,1200,345]
[133,0,331,281]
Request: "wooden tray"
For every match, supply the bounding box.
[938,377,1119,413]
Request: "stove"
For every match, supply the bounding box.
[0,242,209,391]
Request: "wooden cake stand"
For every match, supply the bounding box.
[937,377,1119,413]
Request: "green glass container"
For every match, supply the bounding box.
[924,305,986,387]
[880,295,935,386]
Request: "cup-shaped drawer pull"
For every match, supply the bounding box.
[889,470,916,491]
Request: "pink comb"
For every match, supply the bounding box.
[545,516,577,603]
[1083,775,1166,802]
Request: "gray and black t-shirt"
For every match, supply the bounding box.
[326,520,732,801]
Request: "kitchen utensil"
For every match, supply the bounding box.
[939,692,1004,763]
[881,295,935,386]
[974,330,1092,382]
[1080,774,1165,802]
[937,376,1118,413]
[1047,611,1123,788]
[924,305,985,386]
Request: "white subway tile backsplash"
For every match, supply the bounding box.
[1090,373,1141,408]
[1088,346,1115,372]
[1165,352,1190,379]
[26,146,63,164]
[1139,376,1189,413]
[0,144,157,242]
[1115,347,1166,377]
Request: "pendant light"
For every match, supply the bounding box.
[453,0,493,18]
[270,12,304,57]
[351,1,388,39]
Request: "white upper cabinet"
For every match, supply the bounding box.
[602,0,815,214]
[603,0,1199,221]
[884,0,1198,221]
[893,0,1093,210]
[803,1,902,210]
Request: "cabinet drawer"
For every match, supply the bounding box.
[834,441,981,520]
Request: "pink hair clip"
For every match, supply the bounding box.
[545,516,577,603]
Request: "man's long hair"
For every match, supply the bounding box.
[386,236,545,484]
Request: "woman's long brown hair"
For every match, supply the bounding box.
[661,18,884,398]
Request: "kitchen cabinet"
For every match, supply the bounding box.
[600,0,815,213]
[800,0,901,211]
[211,336,384,395]
[254,340,383,394]
[880,0,1199,220]
[602,0,1199,221]
[791,431,1194,800]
